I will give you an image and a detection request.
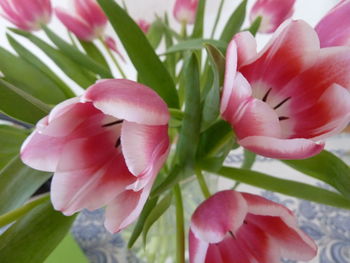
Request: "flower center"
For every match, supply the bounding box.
[101,119,123,148]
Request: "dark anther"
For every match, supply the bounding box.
[243,220,248,224]
[279,116,289,121]
[229,231,236,240]
[115,137,121,148]
[262,88,272,102]
[273,96,291,110]
[102,119,124,127]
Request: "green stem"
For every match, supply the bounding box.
[180,21,187,39]
[99,38,127,78]
[210,0,226,38]
[0,193,50,228]
[173,184,185,263]
[169,108,185,120]
[195,168,211,198]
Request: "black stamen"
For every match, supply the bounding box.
[273,97,291,110]
[279,116,289,121]
[102,119,123,127]
[243,220,248,224]
[262,88,272,102]
[115,137,121,148]
[229,231,236,239]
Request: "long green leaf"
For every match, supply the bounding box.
[10,28,96,88]
[165,39,227,54]
[79,40,110,69]
[142,192,172,245]
[283,150,350,200]
[0,48,67,104]
[43,26,112,78]
[0,200,76,263]
[210,166,350,209]
[220,0,247,43]
[97,0,179,108]
[0,79,50,124]
[0,156,51,215]
[191,0,206,38]
[0,125,27,170]
[128,196,158,248]
[7,34,75,98]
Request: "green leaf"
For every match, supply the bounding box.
[176,54,201,169]
[97,0,179,108]
[142,192,172,245]
[128,197,158,248]
[220,0,247,43]
[0,156,51,215]
[248,16,262,36]
[0,125,27,170]
[79,40,110,70]
[283,150,350,200]
[241,149,256,169]
[7,34,75,98]
[211,166,350,209]
[0,47,67,104]
[0,199,76,263]
[10,28,96,88]
[201,44,225,131]
[146,19,164,49]
[43,26,112,78]
[191,0,206,38]
[46,233,88,263]
[165,39,227,55]
[0,79,50,124]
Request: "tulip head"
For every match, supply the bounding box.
[56,0,108,41]
[189,190,317,263]
[21,79,170,233]
[250,0,296,33]
[0,0,52,31]
[221,20,350,159]
[173,0,199,24]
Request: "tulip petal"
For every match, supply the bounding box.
[242,193,317,261]
[233,98,281,139]
[75,0,107,28]
[51,152,134,215]
[55,8,95,41]
[315,0,350,47]
[240,20,320,102]
[189,230,209,263]
[121,121,169,180]
[238,136,324,159]
[288,84,350,140]
[233,31,258,67]
[83,79,170,125]
[20,126,66,172]
[104,179,154,233]
[191,190,248,243]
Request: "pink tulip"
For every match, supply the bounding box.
[189,190,317,263]
[250,0,296,33]
[137,19,150,34]
[55,0,107,41]
[221,20,350,159]
[20,79,170,233]
[173,0,198,24]
[0,0,52,31]
[315,0,350,47]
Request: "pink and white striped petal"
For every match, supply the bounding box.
[84,79,170,125]
[190,190,248,243]
[238,136,324,159]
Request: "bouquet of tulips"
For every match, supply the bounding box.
[0,0,350,262]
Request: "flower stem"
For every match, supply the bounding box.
[99,37,127,78]
[67,31,79,49]
[0,193,50,228]
[195,168,211,199]
[180,21,187,39]
[173,184,185,263]
[210,0,226,38]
